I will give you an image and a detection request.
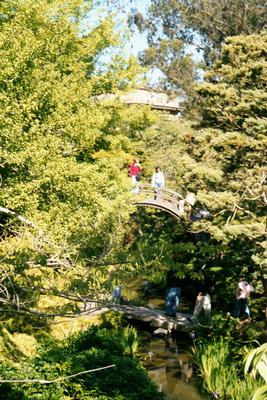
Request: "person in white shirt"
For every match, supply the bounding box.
[111,285,122,304]
[185,192,196,206]
[178,199,185,215]
[234,280,253,319]
[191,291,211,323]
[151,166,165,189]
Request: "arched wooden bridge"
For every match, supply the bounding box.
[133,184,196,219]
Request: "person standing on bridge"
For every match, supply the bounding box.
[129,158,142,193]
[152,166,165,189]
[165,287,180,317]
[111,285,122,305]
[152,166,165,199]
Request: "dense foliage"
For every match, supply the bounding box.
[128,32,267,323]
[134,0,267,95]
[194,337,260,399]
[192,314,266,399]
[0,324,164,400]
[0,0,156,322]
[0,0,266,398]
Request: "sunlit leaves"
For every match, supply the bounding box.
[0,0,152,318]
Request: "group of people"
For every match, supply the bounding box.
[129,159,197,216]
[165,279,253,324]
[164,286,211,322]
[194,279,253,322]
[128,159,254,323]
[129,159,165,193]
[111,279,253,324]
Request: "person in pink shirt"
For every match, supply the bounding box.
[129,159,142,193]
[233,280,253,320]
[129,159,141,183]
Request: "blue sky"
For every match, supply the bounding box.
[122,0,151,55]
[84,0,203,84]
[82,1,150,53]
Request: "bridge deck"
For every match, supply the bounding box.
[111,304,199,333]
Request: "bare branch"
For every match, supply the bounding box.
[0,364,116,384]
[20,285,87,302]
[0,305,104,318]
[0,207,38,229]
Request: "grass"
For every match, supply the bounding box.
[193,337,260,399]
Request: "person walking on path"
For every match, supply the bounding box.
[191,291,211,323]
[111,285,122,305]
[165,287,180,317]
[233,280,253,320]
[129,158,142,193]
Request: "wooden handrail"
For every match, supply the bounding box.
[133,184,211,221]
[137,184,191,205]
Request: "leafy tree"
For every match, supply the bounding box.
[0,0,155,323]
[139,37,198,100]
[144,1,267,52]
[134,0,267,96]
[130,32,267,325]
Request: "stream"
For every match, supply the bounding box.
[140,333,206,400]
[123,280,206,399]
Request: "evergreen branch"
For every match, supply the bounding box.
[0,364,116,384]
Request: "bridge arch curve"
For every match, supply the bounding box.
[133,184,195,220]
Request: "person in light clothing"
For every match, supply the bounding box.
[152,166,165,188]
[178,199,185,215]
[185,192,196,206]
[234,280,253,319]
[111,285,122,304]
[191,291,211,323]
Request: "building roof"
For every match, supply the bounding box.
[120,88,182,111]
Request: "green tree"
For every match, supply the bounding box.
[0,0,154,322]
[195,32,267,323]
[0,325,164,400]
[134,0,267,96]
[130,32,267,325]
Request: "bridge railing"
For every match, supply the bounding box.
[134,184,210,221]
[137,184,185,207]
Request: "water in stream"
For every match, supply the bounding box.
[123,280,206,399]
[140,334,206,400]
